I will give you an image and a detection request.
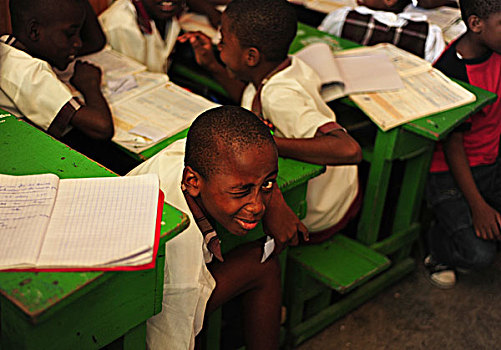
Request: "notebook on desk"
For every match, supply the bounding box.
[0,173,164,271]
[78,48,219,154]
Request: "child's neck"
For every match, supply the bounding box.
[456,31,490,60]
[251,60,289,89]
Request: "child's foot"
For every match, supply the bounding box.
[424,255,456,289]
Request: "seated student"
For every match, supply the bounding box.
[0,0,113,143]
[98,0,221,73]
[179,0,362,243]
[424,0,501,288]
[128,105,308,349]
[318,0,446,62]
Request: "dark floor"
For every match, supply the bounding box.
[296,252,501,350]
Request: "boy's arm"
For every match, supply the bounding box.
[186,0,222,28]
[78,0,107,56]
[70,61,114,139]
[178,32,246,103]
[443,131,501,240]
[262,184,309,254]
[274,129,362,166]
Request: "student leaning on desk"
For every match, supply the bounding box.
[128,106,308,350]
[98,0,222,74]
[424,0,501,289]
[0,0,112,141]
[178,0,362,243]
[318,0,446,62]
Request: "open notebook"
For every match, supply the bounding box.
[0,173,163,271]
[77,48,219,154]
[294,42,404,102]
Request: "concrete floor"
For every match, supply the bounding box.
[296,252,501,350]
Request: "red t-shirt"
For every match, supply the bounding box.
[430,38,501,173]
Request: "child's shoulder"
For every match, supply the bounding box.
[99,0,138,27]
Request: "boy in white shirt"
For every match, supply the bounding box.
[0,0,113,141]
[318,0,446,62]
[128,105,308,349]
[179,0,362,243]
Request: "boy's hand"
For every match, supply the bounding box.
[70,60,102,94]
[262,185,309,254]
[178,32,219,71]
[471,201,501,240]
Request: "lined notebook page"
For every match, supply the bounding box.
[37,174,159,267]
[0,174,59,268]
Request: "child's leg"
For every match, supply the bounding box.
[206,241,281,350]
[426,169,497,269]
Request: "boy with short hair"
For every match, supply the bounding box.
[318,0,446,62]
[98,0,221,73]
[0,0,113,142]
[424,0,501,288]
[179,0,362,243]
[128,105,307,349]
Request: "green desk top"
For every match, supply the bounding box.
[0,112,189,321]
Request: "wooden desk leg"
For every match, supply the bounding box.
[357,129,399,245]
[391,139,434,261]
[122,322,147,350]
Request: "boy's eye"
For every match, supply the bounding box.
[230,189,250,198]
[261,180,275,191]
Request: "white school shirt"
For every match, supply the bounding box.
[319,6,446,63]
[0,36,79,135]
[99,0,181,73]
[241,57,359,233]
[127,139,215,350]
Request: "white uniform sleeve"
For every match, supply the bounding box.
[318,7,352,36]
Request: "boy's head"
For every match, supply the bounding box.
[141,0,184,21]
[10,0,86,70]
[184,106,278,235]
[459,0,501,54]
[217,0,297,80]
[356,0,411,13]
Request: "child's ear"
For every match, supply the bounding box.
[182,166,203,197]
[467,15,483,34]
[26,19,41,42]
[245,47,261,67]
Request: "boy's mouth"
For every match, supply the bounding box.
[158,1,177,12]
[235,217,259,231]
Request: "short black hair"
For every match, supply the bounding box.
[459,0,501,23]
[224,0,297,62]
[10,0,83,34]
[185,106,276,179]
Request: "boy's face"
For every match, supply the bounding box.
[196,143,278,236]
[478,12,501,54]
[34,6,85,70]
[142,0,183,21]
[217,14,250,81]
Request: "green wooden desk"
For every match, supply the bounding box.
[0,112,190,350]
[168,22,497,348]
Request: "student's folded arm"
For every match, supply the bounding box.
[178,32,245,103]
[274,131,362,166]
[262,184,309,254]
[70,61,114,140]
[265,88,362,165]
[78,0,107,56]
[443,131,501,240]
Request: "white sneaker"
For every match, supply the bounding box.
[424,255,456,289]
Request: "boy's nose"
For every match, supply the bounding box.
[244,194,265,217]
